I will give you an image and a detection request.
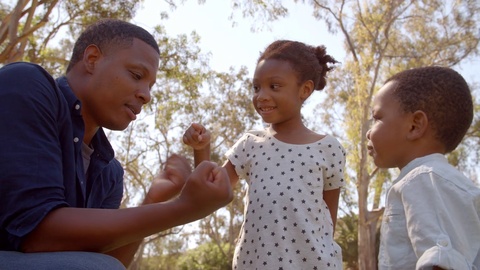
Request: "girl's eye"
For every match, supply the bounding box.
[271,84,280,89]
[253,85,260,93]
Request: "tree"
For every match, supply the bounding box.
[229,0,480,268]
[0,0,141,73]
[110,24,258,268]
[0,1,256,268]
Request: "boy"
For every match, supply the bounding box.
[367,66,480,269]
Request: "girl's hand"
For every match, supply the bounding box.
[183,123,211,150]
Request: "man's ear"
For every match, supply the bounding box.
[300,80,314,101]
[83,44,102,74]
[407,110,428,140]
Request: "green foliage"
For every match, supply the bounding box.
[0,0,142,74]
[177,242,233,270]
[3,1,479,269]
[335,211,359,270]
[228,0,480,268]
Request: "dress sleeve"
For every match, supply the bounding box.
[323,137,346,191]
[225,133,251,180]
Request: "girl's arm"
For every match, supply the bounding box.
[323,188,341,231]
[183,123,211,167]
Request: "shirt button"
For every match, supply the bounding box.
[73,137,79,143]
[438,240,449,247]
[75,104,80,110]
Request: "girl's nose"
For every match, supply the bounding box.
[256,88,269,101]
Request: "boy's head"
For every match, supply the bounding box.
[67,19,159,72]
[367,66,473,169]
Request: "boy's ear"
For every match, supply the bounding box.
[300,80,314,101]
[83,44,102,74]
[407,110,428,140]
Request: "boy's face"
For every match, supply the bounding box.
[367,81,413,169]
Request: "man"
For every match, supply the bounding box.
[0,19,233,269]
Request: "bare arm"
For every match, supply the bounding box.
[323,188,341,231]
[223,160,239,187]
[183,123,211,167]
[106,155,192,267]
[183,123,240,187]
[104,154,193,266]
[21,161,233,266]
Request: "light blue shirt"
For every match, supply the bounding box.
[379,153,480,270]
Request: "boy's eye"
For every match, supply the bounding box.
[270,84,280,90]
[253,85,260,93]
[130,71,142,80]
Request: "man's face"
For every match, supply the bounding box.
[82,38,160,131]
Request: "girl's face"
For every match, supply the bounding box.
[252,59,311,128]
[367,81,413,169]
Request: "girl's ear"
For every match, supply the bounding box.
[83,44,102,74]
[300,80,314,101]
[407,110,428,140]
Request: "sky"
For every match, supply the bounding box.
[132,0,345,79]
[132,0,478,85]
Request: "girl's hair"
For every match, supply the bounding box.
[67,19,159,72]
[386,66,473,153]
[257,40,338,90]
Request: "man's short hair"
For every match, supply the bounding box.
[66,19,159,72]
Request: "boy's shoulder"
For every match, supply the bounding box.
[396,153,479,192]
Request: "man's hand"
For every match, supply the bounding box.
[144,154,191,204]
[177,161,233,219]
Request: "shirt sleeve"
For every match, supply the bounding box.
[0,63,69,250]
[399,172,476,270]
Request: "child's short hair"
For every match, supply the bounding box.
[386,66,473,153]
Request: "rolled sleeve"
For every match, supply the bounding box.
[400,170,479,269]
[0,63,70,250]
[417,242,470,270]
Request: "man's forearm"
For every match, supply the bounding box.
[21,200,199,255]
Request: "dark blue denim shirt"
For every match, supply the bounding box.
[0,62,124,250]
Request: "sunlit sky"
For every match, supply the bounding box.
[132,0,478,86]
[133,1,344,79]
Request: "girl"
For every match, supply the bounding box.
[184,40,345,269]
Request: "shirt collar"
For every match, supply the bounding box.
[55,76,115,162]
[395,153,447,184]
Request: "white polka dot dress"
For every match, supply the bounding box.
[227,127,346,270]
